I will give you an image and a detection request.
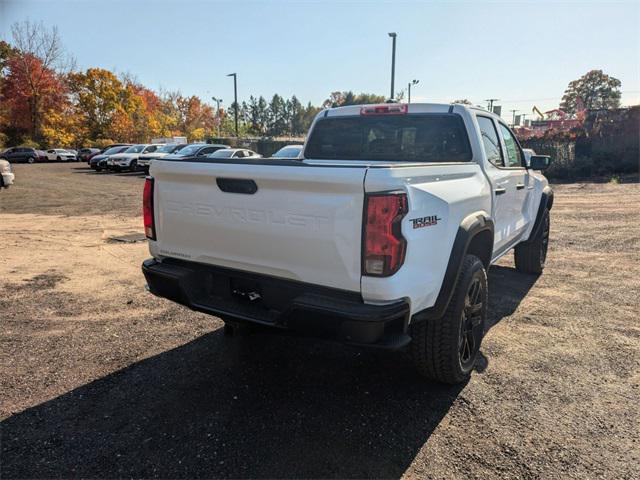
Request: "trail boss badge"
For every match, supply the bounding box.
[411,215,441,229]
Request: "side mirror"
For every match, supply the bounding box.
[529,155,551,170]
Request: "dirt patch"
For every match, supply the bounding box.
[0,163,638,479]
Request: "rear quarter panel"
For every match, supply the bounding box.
[362,163,491,316]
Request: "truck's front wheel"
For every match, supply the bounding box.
[410,254,487,384]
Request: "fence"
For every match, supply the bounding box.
[522,106,639,180]
[208,107,639,180]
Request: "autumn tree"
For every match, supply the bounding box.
[5,21,72,142]
[68,68,124,141]
[560,70,622,114]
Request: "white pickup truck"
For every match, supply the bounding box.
[142,103,553,384]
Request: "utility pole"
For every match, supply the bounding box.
[388,32,397,100]
[227,73,238,137]
[211,97,222,137]
[510,109,519,126]
[408,79,419,103]
[485,98,500,113]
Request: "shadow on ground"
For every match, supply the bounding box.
[1,266,537,479]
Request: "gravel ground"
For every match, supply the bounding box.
[1,163,639,479]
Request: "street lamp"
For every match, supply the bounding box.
[388,32,397,100]
[227,73,238,137]
[211,97,222,137]
[408,79,419,104]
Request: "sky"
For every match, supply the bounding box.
[1,0,639,121]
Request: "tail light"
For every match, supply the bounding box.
[360,104,408,115]
[363,192,408,276]
[143,177,156,240]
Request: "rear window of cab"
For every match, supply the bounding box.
[305,114,472,162]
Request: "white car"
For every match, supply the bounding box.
[137,143,187,173]
[142,102,553,384]
[46,149,77,161]
[206,148,262,159]
[271,144,303,159]
[107,144,161,172]
[0,159,14,188]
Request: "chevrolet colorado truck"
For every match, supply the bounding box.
[142,103,553,384]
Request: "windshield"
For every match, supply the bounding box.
[157,143,180,153]
[103,146,124,155]
[124,145,145,153]
[273,146,302,158]
[305,114,472,162]
[208,149,234,158]
[175,144,205,156]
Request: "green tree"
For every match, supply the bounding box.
[560,70,622,114]
[267,94,287,136]
[323,91,386,108]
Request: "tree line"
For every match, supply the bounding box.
[0,21,626,149]
[0,21,388,149]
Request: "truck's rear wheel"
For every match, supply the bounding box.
[410,254,487,384]
[515,208,550,274]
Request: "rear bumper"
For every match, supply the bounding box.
[142,258,411,349]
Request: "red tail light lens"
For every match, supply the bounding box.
[363,193,408,276]
[143,177,156,240]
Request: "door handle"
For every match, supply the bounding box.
[495,187,507,195]
[516,183,525,190]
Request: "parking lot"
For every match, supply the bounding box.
[1,163,639,479]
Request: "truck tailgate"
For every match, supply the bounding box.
[150,160,366,292]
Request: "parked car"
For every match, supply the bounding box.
[107,144,161,172]
[142,102,553,384]
[271,144,303,159]
[206,148,262,159]
[162,143,229,161]
[89,145,132,171]
[0,159,14,188]
[137,143,187,174]
[79,148,102,162]
[45,149,77,161]
[35,150,48,162]
[0,147,40,164]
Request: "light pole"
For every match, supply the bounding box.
[388,32,397,100]
[408,79,419,103]
[211,97,222,137]
[227,73,238,137]
[485,98,499,113]
[510,109,519,126]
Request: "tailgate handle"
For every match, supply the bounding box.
[216,178,258,194]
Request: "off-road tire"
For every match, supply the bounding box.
[515,208,550,274]
[410,254,487,384]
